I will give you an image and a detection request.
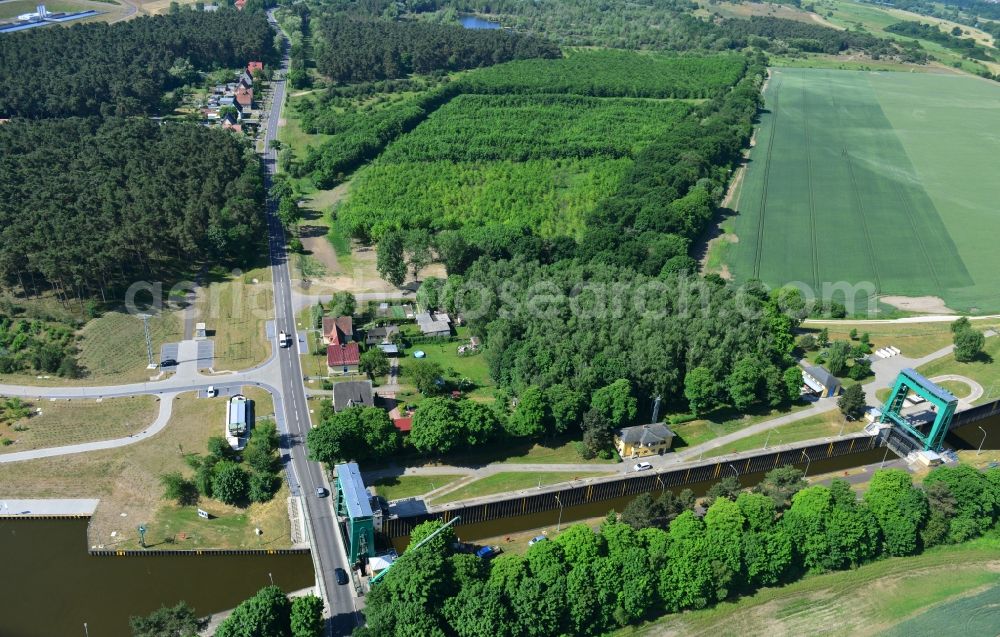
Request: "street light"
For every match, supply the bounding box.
[554,495,564,533]
[728,463,739,477]
[84,623,89,637]
[800,450,812,478]
[978,426,988,456]
[764,429,772,449]
[881,444,890,468]
[268,572,274,585]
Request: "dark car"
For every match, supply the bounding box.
[316,487,328,498]
[475,545,502,560]
[160,359,177,367]
[335,567,349,585]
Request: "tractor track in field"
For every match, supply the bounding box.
[891,180,943,295]
[828,79,881,294]
[752,75,782,279]
[802,81,821,291]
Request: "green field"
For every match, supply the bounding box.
[728,67,1000,313]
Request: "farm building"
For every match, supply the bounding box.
[615,423,675,459]
[416,311,452,337]
[801,364,842,397]
[333,380,374,412]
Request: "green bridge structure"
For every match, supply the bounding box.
[334,462,376,564]
[879,368,958,454]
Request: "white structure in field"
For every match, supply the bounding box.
[226,394,249,450]
[17,5,49,20]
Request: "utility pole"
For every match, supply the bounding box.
[138,313,155,369]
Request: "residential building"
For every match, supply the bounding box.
[416,311,451,338]
[365,325,399,346]
[392,417,412,434]
[247,61,263,74]
[235,86,253,109]
[333,380,374,412]
[614,423,675,459]
[323,316,354,346]
[801,364,842,397]
[327,342,361,375]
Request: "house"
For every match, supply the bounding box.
[221,112,242,133]
[235,86,253,109]
[333,380,374,412]
[247,61,263,74]
[801,364,842,397]
[392,417,412,434]
[328,342,361,375]
[614,423,675,459]
[365,325,399,346]
[416,311,451,338]
[234,0,246,9]
[239,72,253,88]
[323,316,354,346]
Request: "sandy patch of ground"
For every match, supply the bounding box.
[880,295,955,315]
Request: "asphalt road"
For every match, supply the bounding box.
[263,11,360,634]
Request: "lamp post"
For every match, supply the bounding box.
[268,572,274,585]
[764,429,772,450]
[800,450,812,478]
[554,495,564,533]
[84,623,89,637]
[978,426,988,456]
[728,463,739,478]
[138,525,146,549]
[881,444,890,468]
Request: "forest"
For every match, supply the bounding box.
[312,15,560,83]
[885,20,996,60]
[361,464,1000,636]
[377,94,693,162]
[0,118,264,301]
[459,50,748,98]
[0,11,278,118]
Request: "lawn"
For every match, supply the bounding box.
[197,266,274,371]
[700,410,864,459]
[800,320,973,358]
[395,327,496,402]
[371,474,464,501]
[430,471,615,505]
[0,387,290,550]
[0,395,157,452]
[669,400,814,451]
[918,335,1000,405]
[618,533,1000,636]
[727,67,1000,313]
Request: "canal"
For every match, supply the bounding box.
[391,413,1000,551]
[0,518,314,637]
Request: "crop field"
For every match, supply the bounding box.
[337,93,690,240]
[727,67,1000,313]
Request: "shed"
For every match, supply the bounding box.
[801,364,842,397]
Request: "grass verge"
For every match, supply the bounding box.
[918,336,1000,405]
[0,395,157,452]
[371,474,464,501]
[431,471,615,505]
[699,410,863,459]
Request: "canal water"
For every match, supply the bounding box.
[459,15,501,29]
[0,518,314,637]
[391,414,1000,552]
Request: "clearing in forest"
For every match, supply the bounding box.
[726,67,1000,313]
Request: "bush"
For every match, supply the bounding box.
[160,472,199,505]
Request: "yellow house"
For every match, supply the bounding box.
[615,423,676,459]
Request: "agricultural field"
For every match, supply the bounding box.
[725,67,1000,314]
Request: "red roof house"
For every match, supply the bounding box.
[247,61,263,73]
[327,342,360,375]
[392,417,412,434]
[322,316,354,346]
[235,0,246,10]
[235,86,253,108]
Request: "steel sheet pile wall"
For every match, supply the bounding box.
[383,433,880,538]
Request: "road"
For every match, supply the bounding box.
[261,10,360,634]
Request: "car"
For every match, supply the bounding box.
[475,545,502,559]
[528,535,548,547]
[335,567,349,585]
[206,386,217,398]
[633,462,653,472]
[316,487,328,498]
[160,358,177,367]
